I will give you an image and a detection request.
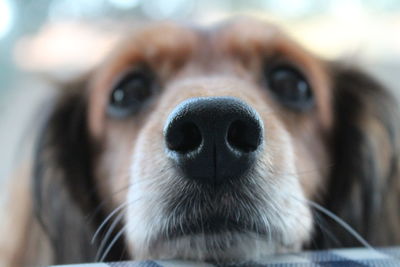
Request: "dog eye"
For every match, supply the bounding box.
[108,70,153,118]
[266,66,313,110]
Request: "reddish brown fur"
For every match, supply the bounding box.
[90,19,333,209]
[2,18,399,266]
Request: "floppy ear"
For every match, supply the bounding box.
[33,79,126,264]
[314,64,400,248]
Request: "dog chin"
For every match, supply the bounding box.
[134,232,297,262]
[127,134,312,262]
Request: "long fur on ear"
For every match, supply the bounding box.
[33,79,127,264]
[314,64,400,248]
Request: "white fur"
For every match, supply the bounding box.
[126,105,312,261]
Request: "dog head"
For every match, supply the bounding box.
[33,18,400,264]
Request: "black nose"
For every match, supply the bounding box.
[164,97,263,184]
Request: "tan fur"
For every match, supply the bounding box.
[3,18,399,266]
[90,19,332,214]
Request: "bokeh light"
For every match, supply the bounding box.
[0,0,13,39]
[107,0,140,9]
[141,0,194,19]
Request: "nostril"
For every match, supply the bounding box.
[166,122,202,153]
[165,97,264,184]
[227,120,261,153]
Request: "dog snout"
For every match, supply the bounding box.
[164,96,263,184]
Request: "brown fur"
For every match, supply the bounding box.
[1,18,399,266]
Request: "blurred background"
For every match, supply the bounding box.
[1,0,400,185]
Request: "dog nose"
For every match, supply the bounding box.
[164,97,263,184]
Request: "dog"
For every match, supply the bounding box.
[2,18,400,267]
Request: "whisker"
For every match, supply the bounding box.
[92,167,174,243]
[89,164,174,223]
[312,211,342,248]
[96,210,126,261]
[307,199,373,249]
[99,225,128,262]
[269,164,334,177]
[92,201,130,244]
[87,178,133,224]
[287,195,374,250]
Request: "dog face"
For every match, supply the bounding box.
[32,18,400,264]
[88,19,333,260]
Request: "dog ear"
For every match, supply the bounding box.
[314,64,400,248]
[33,78,126,264]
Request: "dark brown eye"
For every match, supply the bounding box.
[108,70,153,118]
[266,65,313,110]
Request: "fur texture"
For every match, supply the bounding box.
[1,19,399,266]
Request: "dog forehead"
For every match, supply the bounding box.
[213,18,282,45]
[90,19,287,106]
[128,18,281,45]
[111,19,284,63]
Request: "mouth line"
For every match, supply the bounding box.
[163,214,265,240]
[160,179,268,241]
